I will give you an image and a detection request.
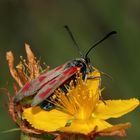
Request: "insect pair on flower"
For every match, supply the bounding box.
[14,26,117,110]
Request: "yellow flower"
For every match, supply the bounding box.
[23,69,139,136]
[6,44,139,137]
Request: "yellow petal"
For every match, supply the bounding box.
[86,69,101,95]
[23,107,72,132]
[94,98,139,119]
[60,118,112,135]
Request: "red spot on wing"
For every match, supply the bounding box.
[59,75,65,81]
[55,64,64,71]
[22,82,31,92]
[39,88,52,99]
[49,79,57,85]
[38,67,78,100]
[39,75,46,82]
[64,67,78,75]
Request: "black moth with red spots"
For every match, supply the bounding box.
[14,29,116,110]
[14,58,90,110]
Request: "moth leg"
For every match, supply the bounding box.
[101,71,113,81]
[84,74,101,81]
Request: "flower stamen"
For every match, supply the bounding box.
[50,72,100,120]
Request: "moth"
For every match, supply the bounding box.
[14,26,116,110]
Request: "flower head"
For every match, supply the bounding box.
[5,44,140,139]
[23,69,139,137]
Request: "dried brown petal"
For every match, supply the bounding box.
[8,95,17,123]
[16,62,28,84]
[25,43,40,79]
[6,51,23,87]
[13,83,19,94]
[98,129,127,137]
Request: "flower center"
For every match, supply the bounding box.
[50,72,99,120]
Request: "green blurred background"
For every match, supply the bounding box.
[0,0,139,140]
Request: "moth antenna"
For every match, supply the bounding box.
[64,25,83,57]
[85,31,117,58]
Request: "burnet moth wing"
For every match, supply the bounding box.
[14,63,68,102]
[32,66,78,106]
